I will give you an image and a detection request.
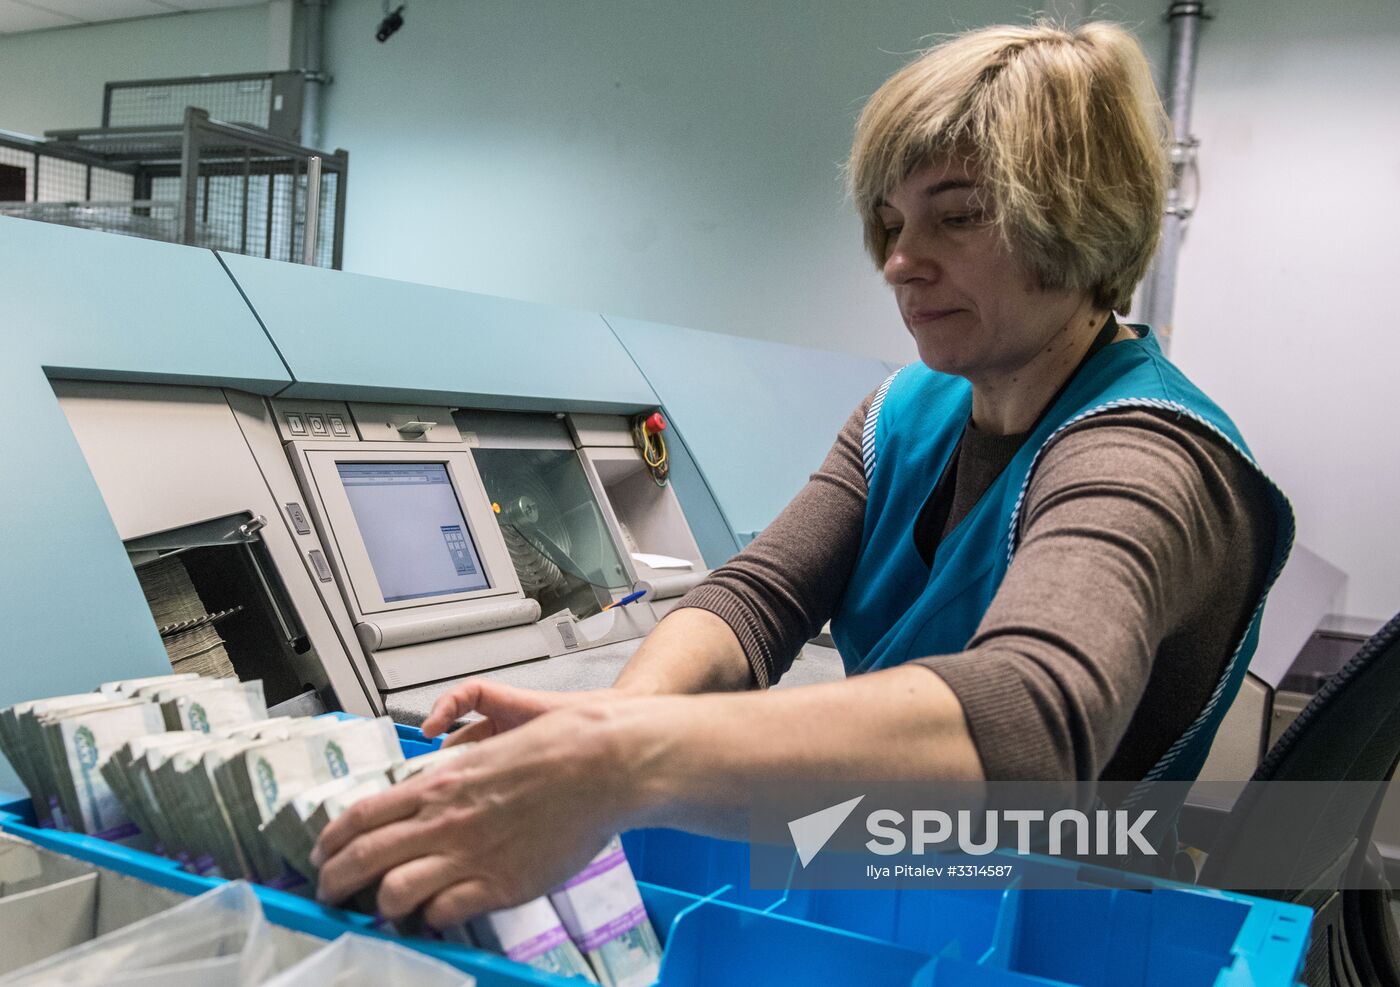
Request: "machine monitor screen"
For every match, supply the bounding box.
[336,462,490,602]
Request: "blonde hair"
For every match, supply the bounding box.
[848,21,1168,314]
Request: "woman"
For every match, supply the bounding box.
[312,21,1292,926]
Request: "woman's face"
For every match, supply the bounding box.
[877,158,1088,382]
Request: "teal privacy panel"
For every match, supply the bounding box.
[0,339,172,794]
[605,316,893,541]
[660,427,743,569]
[0,220,289,793]
[0,218,291,392]
[218,252,660,414]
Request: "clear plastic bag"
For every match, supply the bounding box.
[0,881,278,987]
[258,933,475,986]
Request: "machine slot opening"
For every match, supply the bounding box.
[126,514,316,706]
[591,456,702,567]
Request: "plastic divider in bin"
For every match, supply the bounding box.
[913,955,1040,986]
[995,887,1308,987]
[635,881,709,947]
[393,722,444,755]
[620,828,789,911]
[656,895,935,987]
[767,886,1009,963]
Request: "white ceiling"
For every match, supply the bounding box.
[0,0,267,36]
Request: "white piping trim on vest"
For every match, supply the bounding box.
[862,368,903,483]
[1005,397,1297,802]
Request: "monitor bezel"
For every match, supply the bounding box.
[298,445,521,617]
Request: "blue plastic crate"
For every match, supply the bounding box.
[618,828,1312,987]
[0,720,1311,986]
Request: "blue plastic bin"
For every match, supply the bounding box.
[616,827,1311,987]
[0,721,1311,986]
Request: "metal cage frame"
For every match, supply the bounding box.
[103,71,307,142]
[1,107,347,269]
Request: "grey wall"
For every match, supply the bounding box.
[0,6,280,136]
[1160,0,1400,622]
[319,0,1146,364]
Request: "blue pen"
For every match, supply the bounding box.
[601,588,647,612]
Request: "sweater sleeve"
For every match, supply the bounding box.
[909,410,1272,781]
[672,393,874,687]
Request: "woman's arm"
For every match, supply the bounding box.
[610,607,752,694]
[314,664,983,926]
[911,410,1274,782]
[615,664,984,834]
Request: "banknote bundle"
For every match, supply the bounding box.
[1,692,112,828]
[0,676,266,856]
[0,675,272,844]
[548,836,664,987]
[470,896,596,981]
[262,770,394,897]
[135,554,237,678]
[259,744,597,981]
[226,717,404,881]
[141,677,268,733]
[1,691,166,838]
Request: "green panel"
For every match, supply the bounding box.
[606,316,892,540]
[0,338,171,794]
[0,218,291,393]
[218,252,659,414]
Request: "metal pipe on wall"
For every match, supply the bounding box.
[1140,1,1208,353]
[302,155,322,265]
[301,0,329,150]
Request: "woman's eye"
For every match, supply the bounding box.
[884,225,903,239]
[942,214,975,228]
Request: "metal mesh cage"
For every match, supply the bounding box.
[104,72,305,142]
[0,107,346,268]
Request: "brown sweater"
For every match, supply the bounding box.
[676,394,1276,783]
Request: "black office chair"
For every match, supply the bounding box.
[1189,610,1400,987]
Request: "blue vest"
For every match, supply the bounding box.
[830,326,1294,788]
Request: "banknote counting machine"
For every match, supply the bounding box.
[0,217,890,750]
[55,385,717,717]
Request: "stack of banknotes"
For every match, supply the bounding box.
[260,741,663,984]
[0,673,267,839]
[0,675,664,984]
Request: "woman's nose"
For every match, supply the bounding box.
[883,233,938,286]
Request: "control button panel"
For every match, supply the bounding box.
[308,549,334,582]
[285,502,311,535]
[272,401,356,442]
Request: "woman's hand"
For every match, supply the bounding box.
[311,666,982,928]
[420,679,631,746]
[314,700,636,927]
